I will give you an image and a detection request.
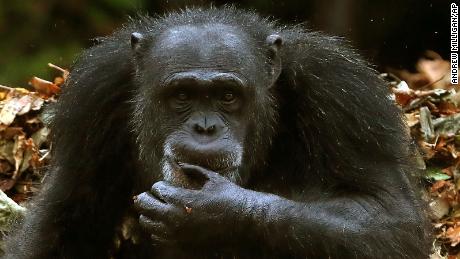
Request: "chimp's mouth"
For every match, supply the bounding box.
[166,155,236,175]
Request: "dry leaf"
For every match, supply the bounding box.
[29,76,60,96]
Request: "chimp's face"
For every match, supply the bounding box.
[132,24,282,187]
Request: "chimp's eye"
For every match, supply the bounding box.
[176,92,189,101]
[221,92,236,104]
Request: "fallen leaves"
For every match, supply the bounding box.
[28,63,67,97]
[29,77,61,96]
[387,51,460,257]
[0,63,64,203]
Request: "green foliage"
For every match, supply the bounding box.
[0,0,147,86]
[425,168,451,181]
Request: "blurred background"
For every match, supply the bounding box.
[0,0,451,86]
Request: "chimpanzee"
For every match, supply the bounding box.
[4,6,431,259]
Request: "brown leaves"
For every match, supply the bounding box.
[28,63,67,98]
[390,52,460,256]
[0,91,44,126]
[0,64,62,202]
[445,225,460,247]
[29,77,60,96]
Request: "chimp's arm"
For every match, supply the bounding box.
[4,35,142,258]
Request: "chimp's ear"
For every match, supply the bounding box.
[131,32,144,51]
[266,34,283,57]
[266,34,283,82]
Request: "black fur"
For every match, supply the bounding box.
[5,7,430,259]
